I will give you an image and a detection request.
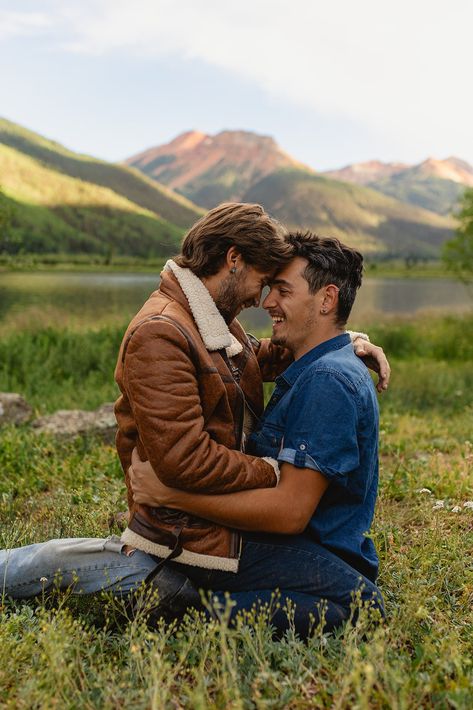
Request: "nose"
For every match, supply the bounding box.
[262,288,276,310]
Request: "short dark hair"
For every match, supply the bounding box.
[287,231,363,325]
[175,202,291,277]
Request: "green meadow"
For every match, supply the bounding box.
[0,312,472,708]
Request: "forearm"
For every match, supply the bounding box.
[130,458,328,534]
[159,485,296,534]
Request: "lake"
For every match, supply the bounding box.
[0,271,471,333]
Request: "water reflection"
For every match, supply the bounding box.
[0,271,471,332]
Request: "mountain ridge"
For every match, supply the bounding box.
[126,129,456,257]
[126,129,310,208]
[323,156,473,215]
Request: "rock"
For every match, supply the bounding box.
[0,393,33,426]
[32,403,117,443]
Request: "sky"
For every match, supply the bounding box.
[1,0,472,171]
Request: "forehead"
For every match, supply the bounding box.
[245,264,276,281]
[272,257,308,285]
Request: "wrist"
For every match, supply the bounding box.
[262,457,281,485]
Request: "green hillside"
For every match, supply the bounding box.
[0,144,185,257]
[244,169,455,258]
[369,172,465,216]
[0,119,206,258]
[0,117,203,220]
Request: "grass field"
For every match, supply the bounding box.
[0,315,472,708]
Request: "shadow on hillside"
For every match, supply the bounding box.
[368,218,452,259]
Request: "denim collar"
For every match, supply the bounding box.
[278,333,351,386]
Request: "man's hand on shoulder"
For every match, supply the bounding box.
[352,338,391,393]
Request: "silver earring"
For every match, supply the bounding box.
[230,266,237,274]
[321,308,327,314]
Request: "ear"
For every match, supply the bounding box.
[225,246,241,270]
[320,284,339,314]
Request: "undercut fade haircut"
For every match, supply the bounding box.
[175,202,291,277]
[287,231,364,326]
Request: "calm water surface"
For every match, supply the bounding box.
[0,271,471,332]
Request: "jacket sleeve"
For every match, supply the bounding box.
[251,336,294,382]
[124,319,278,493]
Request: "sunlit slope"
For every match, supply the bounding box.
[0,144,184,256]
[324,157,473,216]
[0,118,203,229]
[369,173,465,216]
[244,169,454,257]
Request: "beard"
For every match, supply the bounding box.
[214,269,246,323]
[271,331,287,348]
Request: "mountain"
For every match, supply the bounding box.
[128,130,454,257]
[323,161,409,185]
[412,157,473,185]
[126,130,307,208]
[243,169,453,258]
[0,119,203,257]
[324,157,473,216]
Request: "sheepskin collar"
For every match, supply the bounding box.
[163,260,243,357]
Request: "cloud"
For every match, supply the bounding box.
[4,0,473,160]
[0,10,52,40]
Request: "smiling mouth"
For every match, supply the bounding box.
[271,315,285,326]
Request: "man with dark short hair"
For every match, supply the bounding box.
[130,232,385,637]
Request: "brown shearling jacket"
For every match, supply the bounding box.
[115,265,291,572]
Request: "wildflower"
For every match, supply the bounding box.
[39,577,48,583]
[463,501,473,509]
[451,506,461,513]
[432,500,445,510]
[417,488,432,495]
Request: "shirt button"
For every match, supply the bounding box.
[299,444,306,451]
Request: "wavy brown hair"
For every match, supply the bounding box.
[175,202,291,276]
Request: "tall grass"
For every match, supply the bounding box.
[1,313,472,415]
[0,314,472,707]
[0,326,124,413]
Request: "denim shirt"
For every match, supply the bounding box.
[247,333,380,581]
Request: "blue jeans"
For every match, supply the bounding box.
[0,533,384,638]
[168,532,384,636]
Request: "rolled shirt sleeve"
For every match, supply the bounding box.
[277,369,360,484]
